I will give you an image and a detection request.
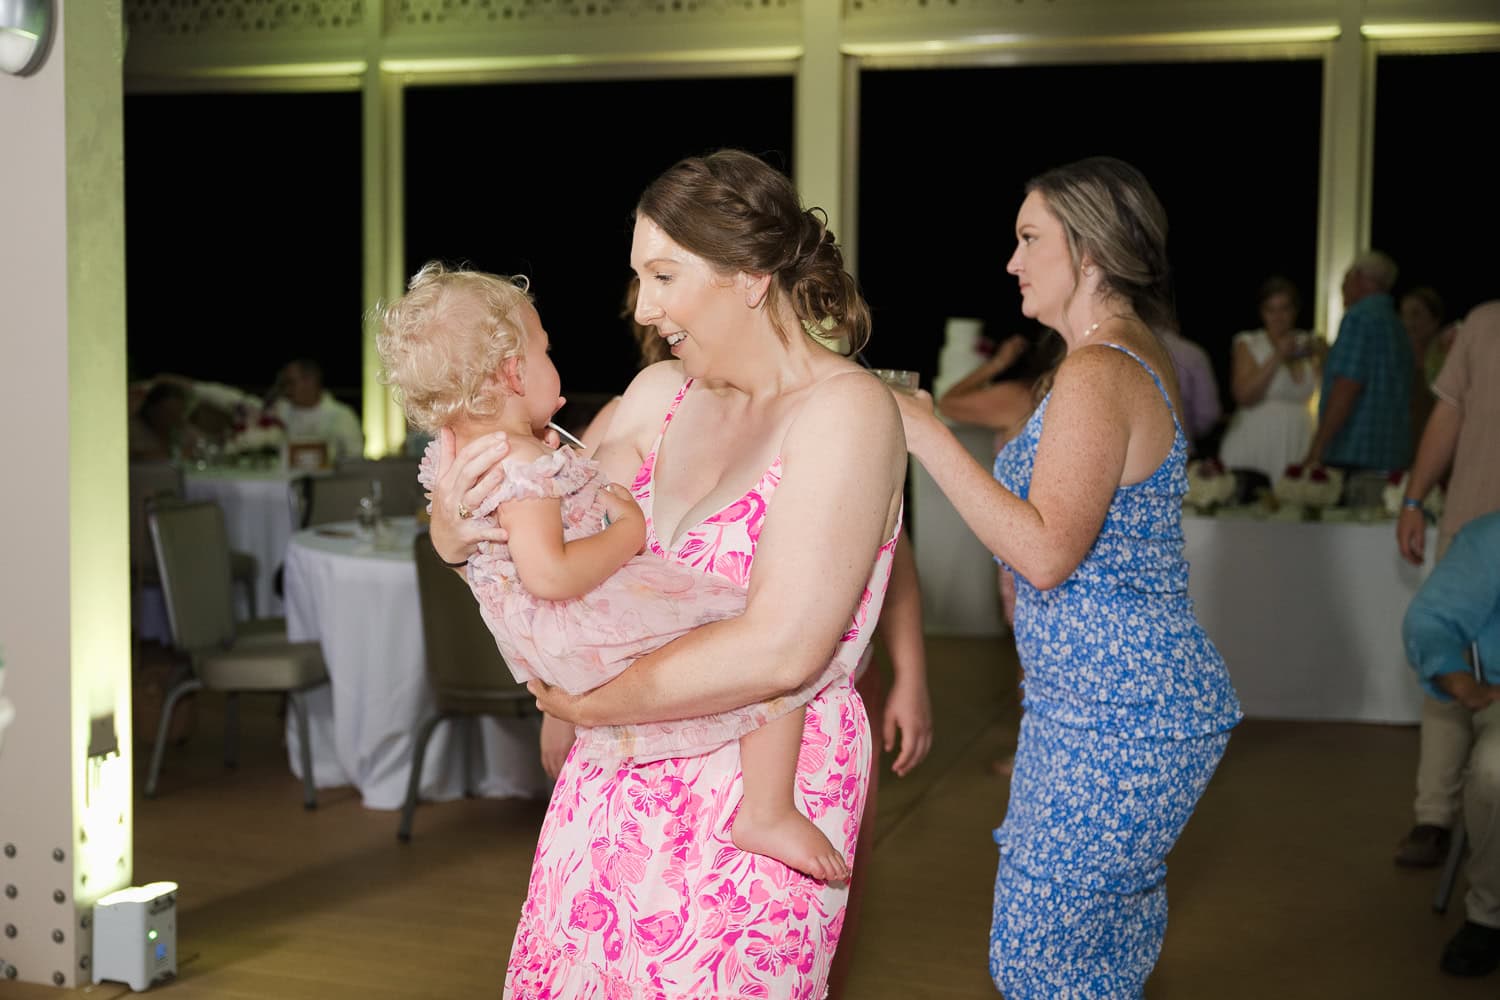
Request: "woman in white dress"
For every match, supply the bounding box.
[1219,276,1322,488]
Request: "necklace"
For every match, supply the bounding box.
[1081,313,1133,340]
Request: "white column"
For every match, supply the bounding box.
[360,23,398,457]
[796,0,845,239]
[1316,0,1374,341]
[0,0,133,987]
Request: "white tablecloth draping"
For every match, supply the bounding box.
[183,468,301,617]
[911,450,1432,722]
[911,423,1006,637]
[282,517,549,810]
[1183,512,1431,724]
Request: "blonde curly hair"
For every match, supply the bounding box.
[376,261,534,433]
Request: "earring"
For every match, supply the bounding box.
[1083,265,1096,278]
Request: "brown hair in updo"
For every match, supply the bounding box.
[1026,156,1177,337]
[635,149,872,354]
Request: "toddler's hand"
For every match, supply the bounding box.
[599,482,646,553]
[599,482,641,521]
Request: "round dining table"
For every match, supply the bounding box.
[281,515,550,810]
[182,466,304,617]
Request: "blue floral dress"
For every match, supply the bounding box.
[990,344,1242,998]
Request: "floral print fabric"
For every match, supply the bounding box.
[988,345,1241,998]
[417,443,851,765]
[503,379,898,999]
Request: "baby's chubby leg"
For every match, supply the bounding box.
[731,707,850,883]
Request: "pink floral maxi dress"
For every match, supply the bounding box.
[504,379,899,999]
[418,443,850,765]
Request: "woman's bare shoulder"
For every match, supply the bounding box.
[610,361,685,434]
[1052,340,1161,393]
[784,363,905,469]
[590,360,686,481]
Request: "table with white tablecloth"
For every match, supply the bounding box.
[183,467,302,617]
[912,460,1432,722]
[1182,511,1431,724]
[911,423,1006,637]
[281,516,549,810]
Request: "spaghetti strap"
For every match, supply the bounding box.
[646,377,694,455]
[664,378,694,423]
[821,366,877,385]
[1097,342,1182,434]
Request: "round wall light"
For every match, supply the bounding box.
[0,0,54,77]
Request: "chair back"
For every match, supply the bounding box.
[411,531,529,714]
[148,500,237,654]
[337,457,424,518]
[301,472,380,528]
[128,461,184,577]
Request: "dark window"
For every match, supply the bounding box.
[1373,51,1500,323]
[858,59,1323,414]
[404,76,794,396]
[125,91,363,401]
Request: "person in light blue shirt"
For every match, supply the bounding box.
[1403,509,1500,978]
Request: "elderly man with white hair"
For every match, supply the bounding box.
[1303,249,1414,506]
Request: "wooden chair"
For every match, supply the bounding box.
[397,531,534,842]
[145,500,330,808]
[1434,639,1484,914]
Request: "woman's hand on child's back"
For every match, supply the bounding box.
[430,427,514,562]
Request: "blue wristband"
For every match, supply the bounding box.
[1401,497,1423,511]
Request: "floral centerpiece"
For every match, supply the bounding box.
[1274,464,1344,514]
[223,413,287,467]
[1382,470,1445,521]
[1185,457,1236,512]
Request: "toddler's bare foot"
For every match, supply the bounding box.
[733,807,849,883]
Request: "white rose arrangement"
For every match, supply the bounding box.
[1185,458,1236,512]
[224,415,287,457]
[1274,464,1344,510]
[1382,471,1446,520]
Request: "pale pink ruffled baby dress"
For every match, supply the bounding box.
[418,442,843,764]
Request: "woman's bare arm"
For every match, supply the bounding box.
[937,379,1038,432]
[1230,336,1286,407]
[874,528,932,776]
[898,346,1159,589]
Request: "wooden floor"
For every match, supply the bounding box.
[1,635,1491,999]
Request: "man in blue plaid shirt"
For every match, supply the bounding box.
[1304,249,1413,504]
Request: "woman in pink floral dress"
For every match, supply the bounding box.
[428,149,909,999]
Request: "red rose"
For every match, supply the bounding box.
[1309,468,1329,482]
[1387,470,1406,485]
[1284,464,1304,479]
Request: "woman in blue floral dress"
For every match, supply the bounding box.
[893,156,1242,997]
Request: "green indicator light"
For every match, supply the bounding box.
[148,929,158,941]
